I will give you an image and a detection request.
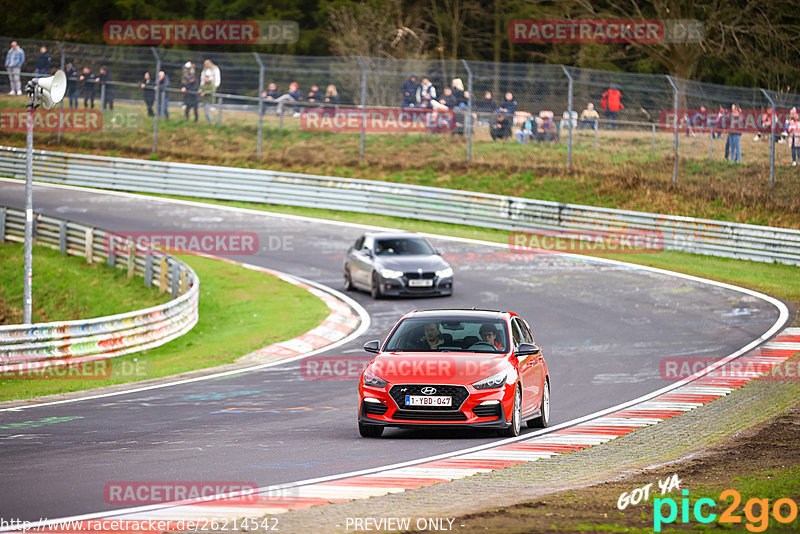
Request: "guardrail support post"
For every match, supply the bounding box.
[356,57,367,163]
[85,228,94,263]
[144,254,153,287]
[0,207,5,242]
[59,220,67,254]
[171,264,180,298]
[561,66,574,170]
[254,53,264,159]
[179,268,187,295]
[107,236,115,267]
[159,256,168,294]
[760,89,776,199]
[462,59,473,164]
[127,240,135,278]
[666,75,679,184]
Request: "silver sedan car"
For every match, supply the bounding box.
[344,232,454,298]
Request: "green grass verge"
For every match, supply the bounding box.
[0,250,330,401]
[150,194,800,303]
[0,241,170,324]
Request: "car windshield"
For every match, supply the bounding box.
[375,238,435,256]
[383,318,508,353]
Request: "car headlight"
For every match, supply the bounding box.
[379,268,404,279]
[363,369,388,388]
[472,369,507,390]
[435,267,453,278]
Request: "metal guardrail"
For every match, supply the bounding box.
[1,145,799,266]
[0,205,199,370]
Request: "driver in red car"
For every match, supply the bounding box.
[479,324,503,350]
[417,321,446,350]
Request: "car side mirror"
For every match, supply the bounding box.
[435,248,443,255]
[516,343,540,356]
[365,249,374,258]
[363,340,380,353]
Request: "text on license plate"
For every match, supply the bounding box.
[405,395,452,407]
[408,279,433,287]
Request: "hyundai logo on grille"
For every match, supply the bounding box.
[421,387,437,395]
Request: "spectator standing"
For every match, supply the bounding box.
[787,108,800,167]
[181,62,199,121]
[140,71,155,116]
[690,105,708,136]
[5,41,25,95]
[34,46,51,78]
[79,66,95,108]
[65,63,79,109]
[324,84,339,105]
[201,59,221,90]
[600,84,624,129]
[728,104,742,163]
[579,102,599,129]
[712,105,727,139]
[95,66,113,110]
[199,74,215,123]
[400,73,419,108]
[157,70,170,119]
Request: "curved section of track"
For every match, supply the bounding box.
[0,179,788,522]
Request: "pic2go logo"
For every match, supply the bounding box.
[653,489,799,532]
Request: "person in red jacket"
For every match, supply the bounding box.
[601,84,624,130]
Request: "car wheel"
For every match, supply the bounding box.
[344,268,355,291]
[499,386,521,437]
[359,421,384,438]
[370,272,382,299]
[528,379,550,428]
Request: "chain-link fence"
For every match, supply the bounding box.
[2,36,800,194]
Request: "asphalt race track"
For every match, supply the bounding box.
[0,181,785,521]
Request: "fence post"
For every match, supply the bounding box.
[709,130,713,160]
[356,56,367,163]
[760,89,776,199]
[561,66,573,170]
[254,53,264,159]
[151,48,161,154]
[462,59,473,164]
[56,41,65,143]
[100,83,105,116]
[666,75,679,184]
[594,121,598,148]
[651,123,656,155]
[216,95,223,126]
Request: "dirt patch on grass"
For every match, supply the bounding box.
[443,399,800,533]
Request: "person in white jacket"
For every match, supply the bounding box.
[201,59,221,90]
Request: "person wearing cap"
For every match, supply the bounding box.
[400,73,419,108]
[181,61,199,121]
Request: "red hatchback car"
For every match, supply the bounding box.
[358,309,550,438]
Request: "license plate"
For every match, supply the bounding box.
[405,395,452,407]
[408,279,433,287]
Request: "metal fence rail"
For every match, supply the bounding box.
[1,145,799,266]
[0,205,199,370]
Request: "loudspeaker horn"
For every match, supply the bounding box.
[37,70,67,110]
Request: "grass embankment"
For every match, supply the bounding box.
[0,244,330,401]
[1,95,798,228]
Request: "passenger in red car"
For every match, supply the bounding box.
[480,324,503,350]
